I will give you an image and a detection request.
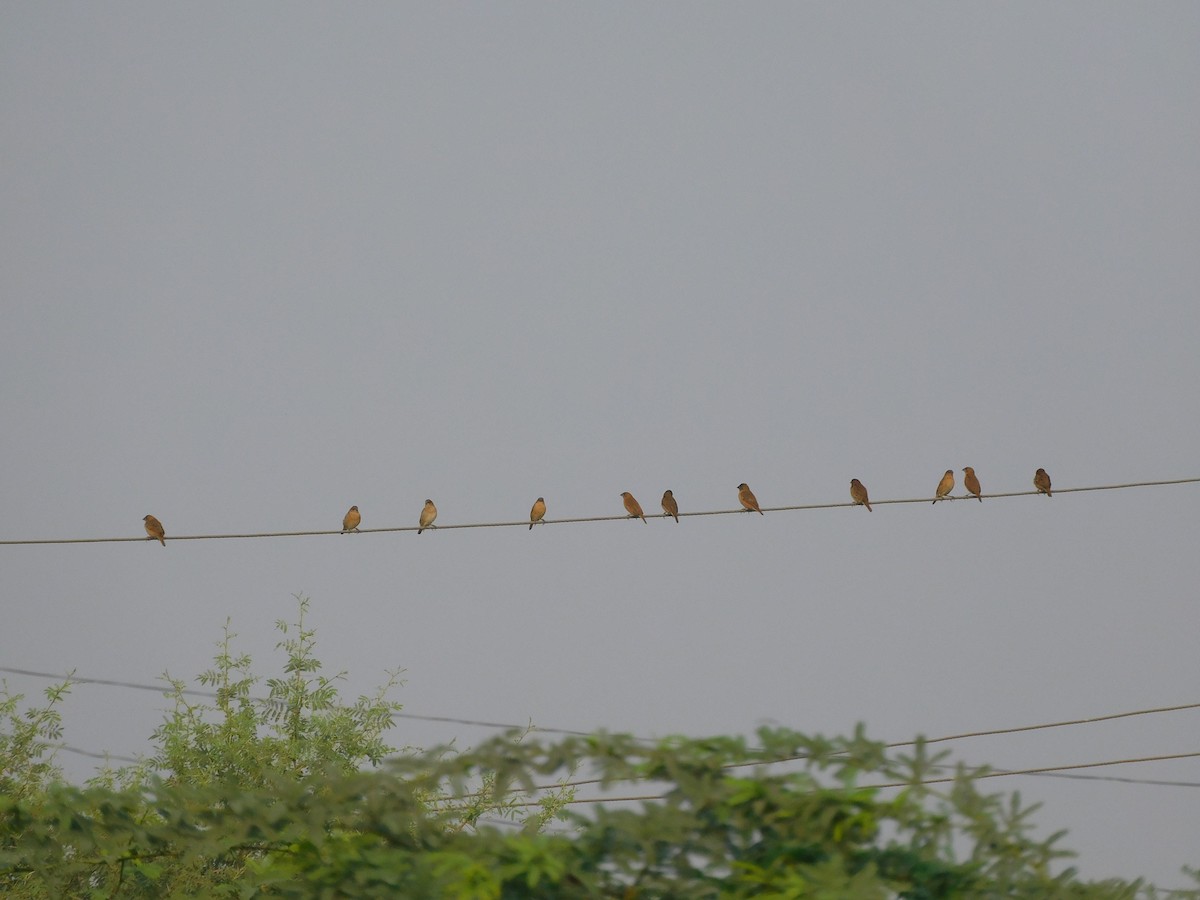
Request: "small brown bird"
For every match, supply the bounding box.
[621,491,646,523]
[1034,468,1052,497]
[529,497,546,530]
[143,514,166,546]
[661,489,679,523]
[737,483,763,514]
[932,470,954,504]
[850,479,872,512]
[963,467,982,502]
[418,499,438,534]
[342,505,361,532]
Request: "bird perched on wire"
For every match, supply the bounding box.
[620,492,646,523]
[850,479,872,512]
[1034,468,1052,497]
[933,470,954,504]
[342,506,361,533]
[143,514,166,546]
[963,467,982,502]
[529,497,546,530]
[737,483,763,514]
[418,499,438,534]
[661,489,679,523]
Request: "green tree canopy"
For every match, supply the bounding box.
[1,598,1195,898]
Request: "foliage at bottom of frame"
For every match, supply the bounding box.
[1,597,1194,899]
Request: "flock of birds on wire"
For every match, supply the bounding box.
[139,467,1055,546]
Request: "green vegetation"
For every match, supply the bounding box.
[1,597,1194,897]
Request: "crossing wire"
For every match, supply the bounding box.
[7,666,1198,760]
[490,750,1200,810]
[0,665,592,736]
[452,700,1200,800]
[10,665,1197,793]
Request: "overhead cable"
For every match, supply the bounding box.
[1,477,1195,546]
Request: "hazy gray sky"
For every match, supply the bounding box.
[2,3,1198,887]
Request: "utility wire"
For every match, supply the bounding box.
[460,757,1200,808]
[45,734,1200,789]
[717,700,1200,772]
[891,701,1200,749]
[1,477,1195,546]
[9,666,1198,760]
[846,751,1200,792]
[10,666,1200,795]
[20,689,1200,793]
[0,665,593,737]
[987,767,1200,789]
[54,744,141,765]
[499,751,1200,810]
[464,700,1200,800]
[41,740,1200,792]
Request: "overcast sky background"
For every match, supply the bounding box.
[2,3,1198,887]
